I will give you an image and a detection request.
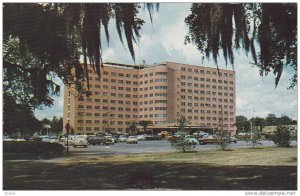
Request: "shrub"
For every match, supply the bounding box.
[215,130,230,150]
[170,133,194,153]
[245,131,263,148]
[3,141,66,157]
[272,125,291,147]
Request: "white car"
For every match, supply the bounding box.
[65,135,76,146]
[118,135,128,142]
[73,135,88,148]
[127,136,138,144]
[104,136,115,144]
[41,136,51,143]
[14,138,26,142]
[49,136,59,143]
[136,134,146,141]
[3,137,15,142]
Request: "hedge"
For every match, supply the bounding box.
[3,141,66,157]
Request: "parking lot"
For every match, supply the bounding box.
[67,140,297,156]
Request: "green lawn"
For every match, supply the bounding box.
[3,147,297,190]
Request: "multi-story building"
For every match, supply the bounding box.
[63,61,236,134]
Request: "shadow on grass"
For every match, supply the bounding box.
[3,158,297,190]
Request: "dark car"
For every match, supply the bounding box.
[145,134,161,141]
[87,136,106,145]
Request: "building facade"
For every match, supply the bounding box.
[63,61,236,134]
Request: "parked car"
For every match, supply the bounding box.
[60,136,66,142]
[136,134,146,141]
[118,135,128,142]
[3,137,15,142]
[64,135,76,146]
[41,136,51,143]
[157,131,172,140]
[14,138,26,142]
[145,134,161,141]
[103,135,115,145]
[49,136,59,143]
[127,136,138,144]
[198,135,226,145]
[185,135,199,145]
[88,136,106,145]
[73,135,88,148]
[227,136,238,143]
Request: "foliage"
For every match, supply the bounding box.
[185,3,297,89]
[260,113,296,126]
[170,116,194,153]
[245,130,263,148]
[271,125,291,147]
[3,3,158,108]
[237,114,296,134]
[215,129,230,151]
[170,134,194,153]
[3,94,42,136]
[3,141,65,157]
[127,121,139,134]
[138,120,154,133]
[235,115,250,133]
[40,116,63,134]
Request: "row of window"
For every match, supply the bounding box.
[102,71,138,78]
[181,67,234,77]
[181,96,234,103]
[78,127,124,131]
[181,83,234,89]
[181,94,234,101]
[180,75,234,84]
[78,112,139,118]
[79,99,167,106]
[88,84,234,94]
[99,67,234,78]
[179,102,234,109]
[180,89,234,95]
[180,108,234,115]
[88,92,235,99]
[102,78,138,85]
[102,71,168,78]
[77,113,169,120]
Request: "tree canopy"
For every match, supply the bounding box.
[138,120,154,133]
[3,3,297,114]
[3,3,158,108]
[236,114,296,133]
[185,3,297,89]
[3,94,42,135]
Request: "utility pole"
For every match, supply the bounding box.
[250,121,253,140]
[65,121,71,155]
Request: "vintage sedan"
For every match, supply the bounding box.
[127,136,138,144]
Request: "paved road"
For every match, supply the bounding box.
[68,140,297,156]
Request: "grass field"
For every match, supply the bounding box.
[3,146,297,190]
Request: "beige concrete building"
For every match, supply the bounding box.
[63,61,236,134]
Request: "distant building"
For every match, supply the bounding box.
[63,61,236,134]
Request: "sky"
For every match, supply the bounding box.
[34,3,298,121]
